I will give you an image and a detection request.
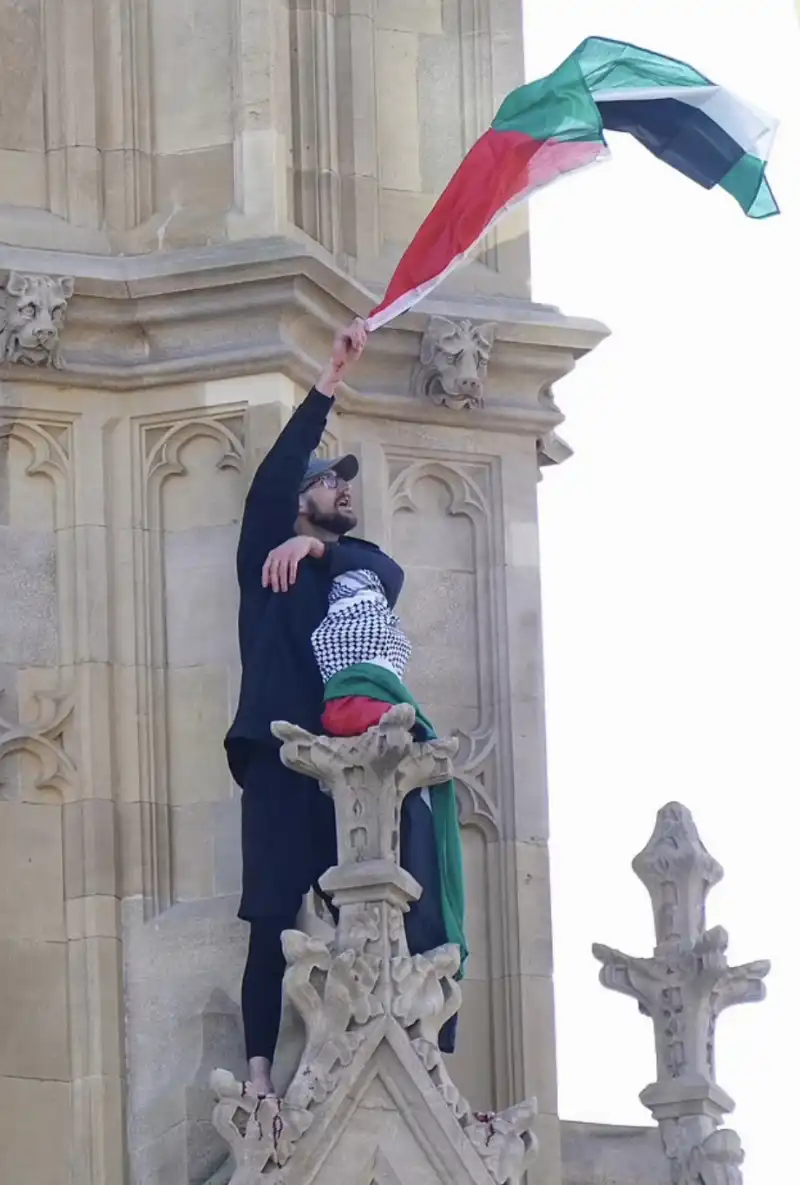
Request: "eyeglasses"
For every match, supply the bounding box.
[310,471,348,490]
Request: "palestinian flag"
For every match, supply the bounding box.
[365,36,778,331]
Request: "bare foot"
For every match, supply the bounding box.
[246,1056,276,1100]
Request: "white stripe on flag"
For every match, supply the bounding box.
[366,142,609,331]
[592,84,777,163]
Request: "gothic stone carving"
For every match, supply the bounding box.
[272,704,456,873]
[212,709,538,1185]
[537,431,573,468]
[0,272,75,368]
[0,687,77,797]
[404,947,539,1185]
[211,930,384,1175]
[661,1120,745,1185]
[386,455,504,834]
[594,802,769,1185]
[413,317,497,409]
[464,1101,539,1185]
[131,410,244,917]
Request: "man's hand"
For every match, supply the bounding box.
[262,535,325,592]
[317,319,368,396]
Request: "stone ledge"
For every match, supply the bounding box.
[561,1120,670,1185]
[0,239,609,432]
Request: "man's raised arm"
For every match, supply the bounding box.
[237,320,367,582]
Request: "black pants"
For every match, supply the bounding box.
[239,743,456,1061]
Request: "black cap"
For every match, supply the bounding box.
[300,453,359,492]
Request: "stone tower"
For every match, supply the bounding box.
[4,5,769,1185]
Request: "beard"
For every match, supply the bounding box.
[304,504,358,537]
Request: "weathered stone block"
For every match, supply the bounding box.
[150,0,233,154]
[67,934,124,1080]
[378,0,443,35]
[376,31,422,192]
[63,798,117,900]
[518,973,559,1115]
[0,0,45,153]
[0,528,58,666]
[446,977,494,1113]
[0,1076,72,1185]
[154,145,235,216]
[124,897,247,1185]
[0,938,70,1080]
[163,526,239,668]
[172,803,217,902]
[166,666,235,806]
[0,148,47,208]
[0,801,64,941]
[418,35,463,194]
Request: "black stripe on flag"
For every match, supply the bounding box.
[596,97,746,190]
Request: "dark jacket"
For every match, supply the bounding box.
[225,387,403,786]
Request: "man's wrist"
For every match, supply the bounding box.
[315,362,345,397]
[307,537,327,559]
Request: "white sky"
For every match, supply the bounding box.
[521,4,800,1183]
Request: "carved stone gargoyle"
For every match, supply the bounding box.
[413,317,497,409]
[0,272,75,368]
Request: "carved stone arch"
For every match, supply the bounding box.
[0,413,78,794]
[0,417,76,654]
[0,416,72,504]
[383,447,516,1110]
[145,416,244,492]
[387,455,502,831]
[451,722,500,836]
[132,411,245,915]
[388,458,488,522]
[0,689,77,801]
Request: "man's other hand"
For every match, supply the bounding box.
[262,536,325,592]
[317,319,368,396]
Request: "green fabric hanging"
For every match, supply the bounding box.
[324,663,467,973]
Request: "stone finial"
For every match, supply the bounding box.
[212,708,539,1185]
[413,316,497,409]
[273,706,457,965]
[593,802,769,1185]
[632,802,724,951]
[273,704,455,869]
[0,272,75,368]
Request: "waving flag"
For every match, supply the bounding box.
[366,36,779,331]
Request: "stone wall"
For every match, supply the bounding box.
[0,1,609,1182]
[0,0,528,293]
[0,286,605,1185]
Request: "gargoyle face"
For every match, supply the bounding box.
[1,273,75,367]
[418,317,497,409]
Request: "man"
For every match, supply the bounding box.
[226,321,463,1101]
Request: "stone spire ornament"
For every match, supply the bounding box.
[593,802,770,1185]
[211,706,539,1185]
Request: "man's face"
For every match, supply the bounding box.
[299,472,358,536]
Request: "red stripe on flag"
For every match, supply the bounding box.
[367,132,605,329]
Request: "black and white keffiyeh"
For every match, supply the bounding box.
[311,569,412,684]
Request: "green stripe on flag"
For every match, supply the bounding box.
[719,153,779,218]
[490,36,717,145]
[574,36,711,94]
[492,51,604,142]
